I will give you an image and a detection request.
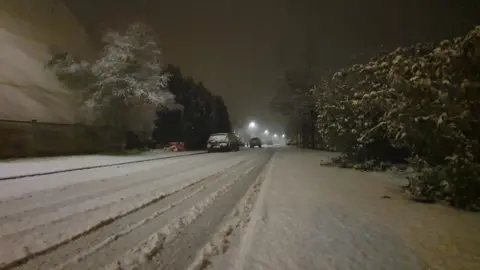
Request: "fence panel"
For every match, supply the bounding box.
[0,119,124,158]
[0,120,34,158]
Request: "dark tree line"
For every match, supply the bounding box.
[152,65,232,150]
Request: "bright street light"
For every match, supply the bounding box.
[273,134,278,138]
[264,130,269,135]
[248,121,256,129]
[282,134,285,138]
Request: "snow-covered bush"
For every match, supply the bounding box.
[48,22,176,136]
[316,26,480,209]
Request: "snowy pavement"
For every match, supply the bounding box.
[0,150,204,180]
[202,148,480,270]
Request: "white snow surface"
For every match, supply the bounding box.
[188,158,267,270]
[218,148,480,270]
[0,150,203,179]
[1,147,479,270]
[106,165,256,270]
[0,148,272,269]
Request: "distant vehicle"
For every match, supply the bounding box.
[266,139,273,146]
[286,139,296,145]
[249,137,262,148]
[207,132,240,152]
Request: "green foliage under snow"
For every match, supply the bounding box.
[315,26,480,210]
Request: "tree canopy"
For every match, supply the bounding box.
[47,22,176,137]
[152,65,232,150]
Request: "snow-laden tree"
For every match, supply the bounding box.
[48,22,177,140]
[88,23,175,135]
[315,26,480,209]
[90,23,173,107]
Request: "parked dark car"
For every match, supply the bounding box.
[207,133,240,152]
[249,137,262,148]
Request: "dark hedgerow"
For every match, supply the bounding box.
[315,26,480,210]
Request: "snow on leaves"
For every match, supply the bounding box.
[314,26,480,209]
[89,22,174,109]
[48,22,177,134]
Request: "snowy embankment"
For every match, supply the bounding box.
[197,148,480,270]
[0,149,273,270]
[0,150,204,180]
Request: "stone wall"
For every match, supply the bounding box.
[0,0,95,123]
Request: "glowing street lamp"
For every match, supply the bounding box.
[282,134,285,138]
[273,134,278,138]
[264,130,269,135]
[248,121,256,129]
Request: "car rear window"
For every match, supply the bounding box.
[209,134,227,141]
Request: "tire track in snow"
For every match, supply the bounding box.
[0,152,237,217]
[105,165,259,270]
[233,152,276,270]
[141,150,274,270]
[0,155,250,269]
[0,155,223,234]
[0,151,206,181]
[0,156,190,218]
[39,160,259,270]
[187,158,269,270]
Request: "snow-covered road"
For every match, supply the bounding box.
[0,148,273,270]
[2,147,479,270]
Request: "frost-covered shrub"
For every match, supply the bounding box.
[316,26,480,209]
[48,22,176,136]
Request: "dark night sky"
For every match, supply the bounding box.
[64,0,479,130]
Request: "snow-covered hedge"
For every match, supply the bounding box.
[316,26,480,210]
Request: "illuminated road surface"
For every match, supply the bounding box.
[1,147,478,270]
